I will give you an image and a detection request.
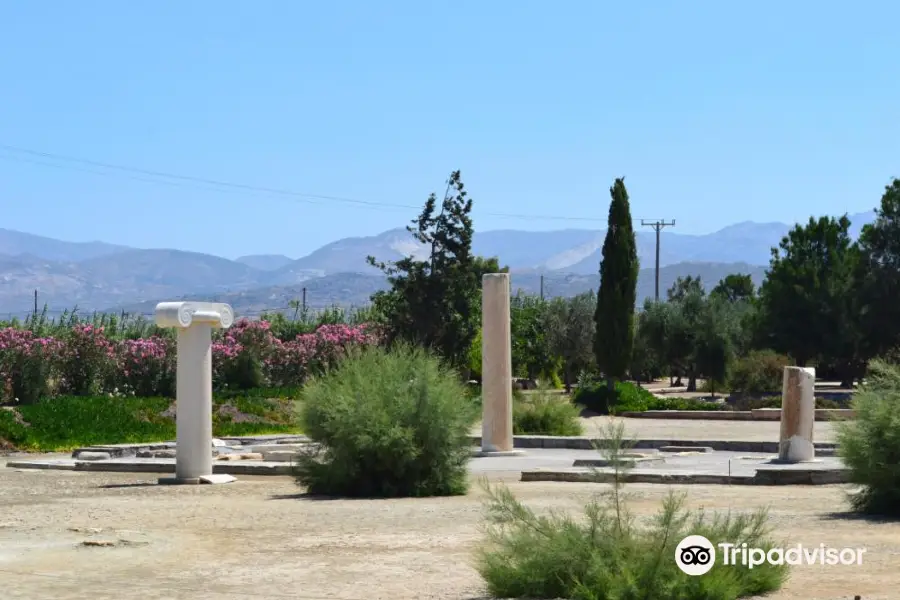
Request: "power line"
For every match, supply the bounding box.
[0,153,342,208]
[0,143,609,223]
[0,144,410,210]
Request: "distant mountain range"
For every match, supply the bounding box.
[0,210,876,318]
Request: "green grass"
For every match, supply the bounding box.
[0,390,300,452]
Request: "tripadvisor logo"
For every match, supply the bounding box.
[676,535,717,575]
[675,535,867,576]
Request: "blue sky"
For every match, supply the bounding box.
[1,1,897,259]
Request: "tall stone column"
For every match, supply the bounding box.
[480,273,522,456]
[778,366,816,462]
[155,301,235,484]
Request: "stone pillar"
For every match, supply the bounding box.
[480,273,518,455]
[778,366,816,462]
[155,301,235,484]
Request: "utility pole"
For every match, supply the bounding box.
[540,275,544,300]
[640,219,676,301]
[33,289,38,316]
[302,287,307,313]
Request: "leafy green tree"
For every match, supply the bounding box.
[857,179,900,359]
[594,178,639,390]
[636,300,676,383]
[543,292,596,392]
[510,292,554,380]
[711,273,756,303]
[709,273,758,357]
[757,215,862,378]
[666,275,704,302]
[693,297,737,397]
[368,171,502,372]
[639,293,741,392]
[670,290,707,391]
[630,316,662,384]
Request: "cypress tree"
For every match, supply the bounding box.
[594,177,639,390]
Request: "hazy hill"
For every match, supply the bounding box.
[0,228,129,262]
[104,261,768,318]
[235,254,295,271]
[275,228,430,278]
[0,210,875,317]
[0,249,264,316]
[111,272,393,317]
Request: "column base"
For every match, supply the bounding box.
[767,457,821,465]
[473,449,527,457]
[158,474,237,485]
[159,477,201,485]
[777,437,815,463]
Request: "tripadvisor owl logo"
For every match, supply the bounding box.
[675,535,716,576]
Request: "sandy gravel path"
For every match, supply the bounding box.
[1,457,895,599]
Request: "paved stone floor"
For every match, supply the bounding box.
[577,415,838,442]
[6,448,846,483]
[470,448,844,476]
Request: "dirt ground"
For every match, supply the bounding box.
[1,460,896,600]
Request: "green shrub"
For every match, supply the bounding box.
[648,397,729,411]
[574,372,733,413]
[537,363,564,389]
[476,422,787,599]
[467,328,483,381]
[727,350,791,396]
[513,388,583,436]
[728,395,779,410]
[294,344,478,498]
[572,379,659,414]
[837,359,900,516]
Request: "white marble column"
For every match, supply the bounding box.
[778,366,816,462]
[479,274,522,456]
[155,301,236,484]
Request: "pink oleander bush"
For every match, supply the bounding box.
[267,323,381,388]
[118,336,176,397]
[56,324,116,396]
[0,328,61,404]
[0,320,379,401]
[214,319,382,390]
[213,318,274,390]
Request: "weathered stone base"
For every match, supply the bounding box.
[471,450,526,457]
[573,456,665,467]
[5,458,296,476]
[659,446,714,453]
[158,474,237,485]
[158,476,201,485]
[521,467,849,486]
[618,409,853,421]
[68,435,839,457]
